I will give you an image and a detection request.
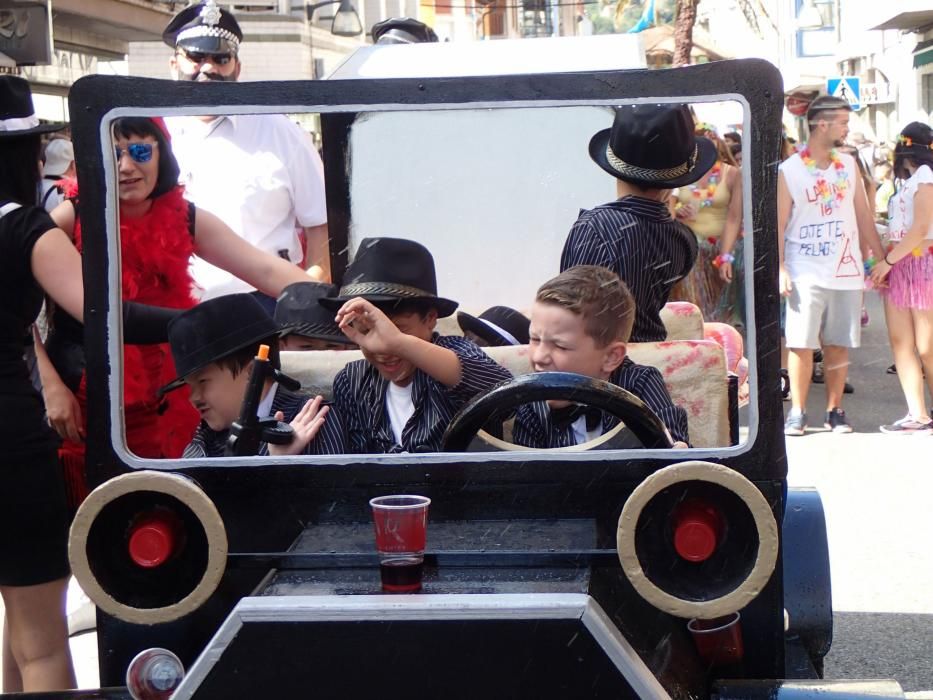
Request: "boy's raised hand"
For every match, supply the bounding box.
[268,395,330,456]
[335,298,403,354]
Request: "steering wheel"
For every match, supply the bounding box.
[441,372,674,452]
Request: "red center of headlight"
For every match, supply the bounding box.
[672,500,723,562]
[128,515,177,568]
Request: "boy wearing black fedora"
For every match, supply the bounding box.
[275,282,356,352]
[324,238,512,453]
[560,104,716,342]
[161,294,345,457]
[457,306,530,347]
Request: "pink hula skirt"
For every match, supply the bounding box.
[881,253,933,310]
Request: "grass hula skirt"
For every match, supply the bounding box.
[670,237,745,329]
[880,250,933,310]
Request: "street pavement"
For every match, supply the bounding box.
[2,289,930,693]
[788,433,933,692]
[788,289,933,693]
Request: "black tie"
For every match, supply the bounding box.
[551,405,602,432]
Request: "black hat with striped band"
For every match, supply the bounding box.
[275,281,353,345]
[162,0,242,55]
[0,76,65,138]
[457,306,530,346]
[588,104,717,189]
[320,237,458,318]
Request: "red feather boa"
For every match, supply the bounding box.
[65,183,200,460]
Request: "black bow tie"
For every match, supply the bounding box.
[551,404,602,432]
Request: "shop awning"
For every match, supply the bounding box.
[914,39,933,68]
[871,9,933,31]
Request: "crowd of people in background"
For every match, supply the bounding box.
[775,96,933,436]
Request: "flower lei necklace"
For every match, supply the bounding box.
[800,146,848,212]
[689,161,722,208]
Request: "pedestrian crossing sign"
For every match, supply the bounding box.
[826,77,860,111]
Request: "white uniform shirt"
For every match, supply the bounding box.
[166,114,328,300]
[780,151,864,290]
[888,164,933,243]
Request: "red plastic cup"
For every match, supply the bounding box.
[369,495,431,593]
[687,612,744,666]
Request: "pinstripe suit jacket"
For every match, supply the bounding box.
[560,196,698,342]
[332,334,512,454]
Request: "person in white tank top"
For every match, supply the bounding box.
[777,95,885,436]
[868,122,933,434]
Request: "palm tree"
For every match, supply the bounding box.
[613,0,775,66]
[671,0,699,67]
[613,0,697,66]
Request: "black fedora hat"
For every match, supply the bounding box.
[371,17,438,44]
[589,104,717,188]
[159,294,278,395]
[163,0,242,54]
[457,306,530,346]
[0,76,65,139]
[275,282,352,345]
[321,237,458,318]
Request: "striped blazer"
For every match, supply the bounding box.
[182,384,346,458]
[511,358,690,448]
[560,196,698,342]
[332,334,512,454]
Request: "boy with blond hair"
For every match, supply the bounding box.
[514,265,689,448]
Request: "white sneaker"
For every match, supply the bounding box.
[879,416,933,434]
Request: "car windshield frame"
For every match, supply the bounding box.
[69,59,785,486]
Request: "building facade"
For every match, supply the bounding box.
[696,0,932,145]
[1,0,172,120]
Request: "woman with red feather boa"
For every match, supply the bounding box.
[36,116,312,507]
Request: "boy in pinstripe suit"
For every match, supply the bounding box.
[560,104,716,342]
[324,238,512,453]
[512,266,689,448]
[160,294,345,457]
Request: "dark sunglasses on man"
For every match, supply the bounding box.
[115,143,157,164]
[177,49,235,66]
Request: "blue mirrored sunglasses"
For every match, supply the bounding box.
[114,143,155,163]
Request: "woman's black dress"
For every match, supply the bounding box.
[0,203,70,586]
